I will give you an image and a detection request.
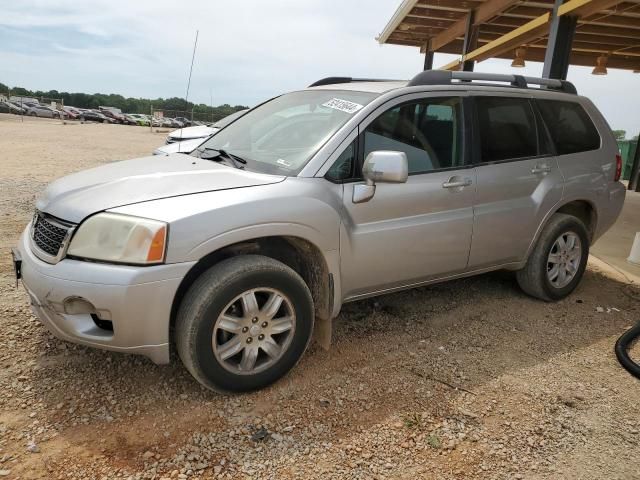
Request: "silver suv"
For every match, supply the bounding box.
[13,71,626,392]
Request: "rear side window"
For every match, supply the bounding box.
[537,100,600,155]
[475,97,539,162]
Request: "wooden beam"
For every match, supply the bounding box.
[465,13,550,62]
[582,15,640,28]
[415,0,482,11]
[404,16,459,26]
[573,32,640,46]
[575,23,640,39]
[570,41,640,54]
[410,7,467,20]
[431,0,521,50]
[377,0,420,44]
[438,0,640,71]
[558,0,626,18]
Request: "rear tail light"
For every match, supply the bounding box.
[615,153,622,182]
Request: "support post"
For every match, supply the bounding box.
[461,11,478,72]
[629,135,640,192]
[422,39,434,71]
[542,0,577,80]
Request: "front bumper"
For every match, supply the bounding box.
[17,230,195,364]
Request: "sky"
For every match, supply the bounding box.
[1,0,638,136]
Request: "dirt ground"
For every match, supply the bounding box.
[1,114,639,480]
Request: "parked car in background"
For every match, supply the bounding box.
[124,114,144,126]
[125,114,151,126]
[78,109,114,123]
[1,101,25,114]
[63,106,82,120]
[155,110,250,155]
[8,102,28,114]
[153,137,206,155]
[13,71,625,393]
[0,102,15,114]
[26,105,62,118]
[160,117,173,128]
[174,116,192,127]
[164,109,248,144]
[99,107,127,124]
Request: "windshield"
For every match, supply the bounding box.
[195,90,377,175]
[213,109,249,129]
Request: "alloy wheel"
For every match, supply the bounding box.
[547,231,582,289]
[212,288,296,375]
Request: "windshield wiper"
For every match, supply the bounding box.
[197,147,247,169]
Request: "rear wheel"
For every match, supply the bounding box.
[175,255,314,392]
[517,213,589,301]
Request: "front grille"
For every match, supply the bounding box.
[32,213,71,258]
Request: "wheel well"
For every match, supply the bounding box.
[169,236,332,342]
[555,200,597,240]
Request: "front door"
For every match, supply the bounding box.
[338,94,476,299]
[468,95,564,268]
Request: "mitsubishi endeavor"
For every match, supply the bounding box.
[13,71,626,392]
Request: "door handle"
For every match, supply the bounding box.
[442,178,472,189]
[531,164,551,174]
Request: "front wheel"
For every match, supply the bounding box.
[175,255,314,393]
[517,213,590,301]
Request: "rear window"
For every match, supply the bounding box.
[475,97,539,162]
[537,100,600,155]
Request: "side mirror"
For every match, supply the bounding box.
[353,151,408,203]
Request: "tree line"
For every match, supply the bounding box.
[0,82,248,121]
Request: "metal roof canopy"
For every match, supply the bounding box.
[377,0,640,73]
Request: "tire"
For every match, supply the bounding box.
[175,255,314,393]
[517,213,589,301]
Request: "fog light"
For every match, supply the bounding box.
[63,297,96,315]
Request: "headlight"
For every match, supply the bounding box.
[68,213,167,265]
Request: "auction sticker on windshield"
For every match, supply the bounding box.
[322,98,364,114]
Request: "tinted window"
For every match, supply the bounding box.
[363,97,463,174]
[537,100,600,155]
[476,97,539,162]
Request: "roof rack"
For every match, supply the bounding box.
[308,77,398,87]
[407,70,577,94]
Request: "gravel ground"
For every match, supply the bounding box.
[1,114,639,480]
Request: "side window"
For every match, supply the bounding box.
[537,100,600,155]
[476,97,539,162]
[363,97,463,174]
[325,141,355,182]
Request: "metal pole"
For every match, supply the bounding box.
[629,135,640,192]
[461,11,478,72]
[422,39,434,71]
[542,0,577,80]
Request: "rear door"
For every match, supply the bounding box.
[468,94,563,269]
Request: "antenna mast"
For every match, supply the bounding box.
[179,30,199,147]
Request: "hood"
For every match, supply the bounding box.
[153,137,207,156]
[168,125,217,141]
[37,154,286,223]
